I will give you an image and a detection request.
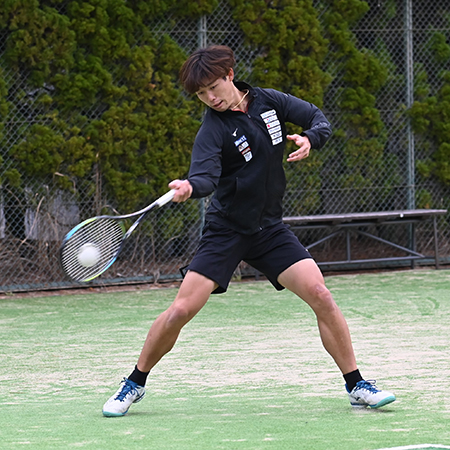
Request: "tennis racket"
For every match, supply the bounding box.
[59,190,175,282]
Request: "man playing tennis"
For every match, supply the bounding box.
[102,45,396,417]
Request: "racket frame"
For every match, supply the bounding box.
[59,190,175,282]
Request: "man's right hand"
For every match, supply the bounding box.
[168,179,193,202]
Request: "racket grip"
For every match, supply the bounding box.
[155,189,176,207]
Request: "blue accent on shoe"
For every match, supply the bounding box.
[355,380,379,393]
[114,378,141,402]
[103,410,128,417]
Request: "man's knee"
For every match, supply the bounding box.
[305,283,337,313]
[165,300,200,327]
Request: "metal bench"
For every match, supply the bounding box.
[283,209,448,269]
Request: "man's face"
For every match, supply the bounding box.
[195,70,235,112]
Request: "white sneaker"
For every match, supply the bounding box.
[102,378,146,417]
[347,380,396,408]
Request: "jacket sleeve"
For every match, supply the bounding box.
[269,90,332,149]
[187,115,224,199]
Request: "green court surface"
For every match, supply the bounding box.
[1,269,450,449]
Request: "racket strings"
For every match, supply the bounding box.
[60,218,125,282]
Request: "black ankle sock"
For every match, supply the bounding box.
[343,369,363,391]
[128,365,150,387]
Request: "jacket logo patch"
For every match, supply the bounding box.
[261,109,282,145]
[234,135,252,162]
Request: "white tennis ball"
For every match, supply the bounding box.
[77,243,100,267]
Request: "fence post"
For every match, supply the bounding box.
[405,0,415,210]
[198,15,207,48]
[405,0,417,266]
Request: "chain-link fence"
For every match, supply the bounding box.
[1,0,449,293]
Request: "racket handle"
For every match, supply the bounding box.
[155,189,176,207]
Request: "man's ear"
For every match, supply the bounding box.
[227,68,234,81]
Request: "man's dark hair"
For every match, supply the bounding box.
[179,45,236,94]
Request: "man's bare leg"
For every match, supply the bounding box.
[278,258,357,374]
[137,271,217,372]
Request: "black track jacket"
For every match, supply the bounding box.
[187,82,332,235]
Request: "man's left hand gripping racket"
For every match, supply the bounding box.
[59,190,175,282]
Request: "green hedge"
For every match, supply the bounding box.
[0,0,204,212]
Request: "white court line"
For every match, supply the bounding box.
[377,445,450,450]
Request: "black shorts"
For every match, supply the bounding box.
[184,221,312,294]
